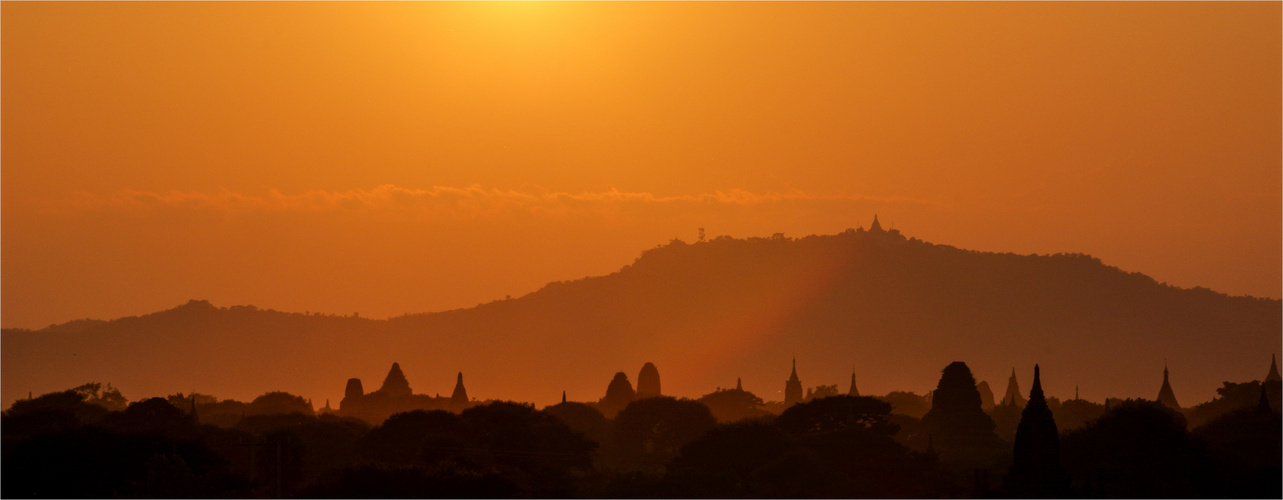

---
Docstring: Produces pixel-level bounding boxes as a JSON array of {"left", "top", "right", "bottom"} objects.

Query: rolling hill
[{"left": 3, "top": 226, "right": 1278, "bottom": 410}]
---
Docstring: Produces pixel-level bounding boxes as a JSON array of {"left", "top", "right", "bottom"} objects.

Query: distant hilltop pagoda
[
  {"left": 1156, "top": 361, "right": 1180, "bottom": 410},
  {"left": 338, "top": 362, "right": 474, "bottom": 424},
  {"left": 855, "top": 214, "right": 904, "bottom": 240},
  {"left": 784, "top": 358, "right": 803, "bottom": 406},
  {"left": 847, "top": 369, "right": 860, "bottom": 397}
]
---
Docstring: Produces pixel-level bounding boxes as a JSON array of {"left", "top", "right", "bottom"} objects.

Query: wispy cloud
[{"left": 49, "top": 185, "right": 945, "bottom": 219}]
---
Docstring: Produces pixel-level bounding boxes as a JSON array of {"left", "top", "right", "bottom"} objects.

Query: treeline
[{"left": 3, "top": 371, "right": 1279, "bottom": 497}]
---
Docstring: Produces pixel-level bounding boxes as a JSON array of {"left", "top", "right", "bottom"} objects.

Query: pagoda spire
[
  {"left": 1001, "top": 367, "right": 1027, "bottom": 407},
  {"left": 1030, "top": 365, "right": 1044, "bottom": 401},
  {"left": 1004, "top": 364, "right": 1069, "bottom": 496},
  {"left": 736, "top": 377, "right": 742, "bottom": 391},
  {"left": 784, "top": 357, "right": 803, "bottom": 406},
  {"left": 1266, "top": 354, "right": 1281, "bottom": 383},
  {"left": 451, "top": 372, "right": 469, "bottom": 404},
  {"left": 561, "top": 390, "right": 567, "bottom": 404},
  {"left": 848, "top": 369, "right": 860, "bottom": 397},
  {"left": 1157, "top": 361, "right": 1180, "bottom": 410},
  {"left": 870, "top": 214, "right": 884, "bottom": 232}
]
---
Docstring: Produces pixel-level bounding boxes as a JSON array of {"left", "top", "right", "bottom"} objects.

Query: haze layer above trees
[{"left": 3, "top": 227, "right": 1277, "bottom": 409}]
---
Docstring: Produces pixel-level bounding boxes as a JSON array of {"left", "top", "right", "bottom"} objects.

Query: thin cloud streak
[{"left": 48, "top": 185, "right": 948, "bottom": 219}]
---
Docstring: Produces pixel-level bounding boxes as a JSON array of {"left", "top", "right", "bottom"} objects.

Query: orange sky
[{"left": 3, "top": 2, "right": 1280, "bottom": 331}]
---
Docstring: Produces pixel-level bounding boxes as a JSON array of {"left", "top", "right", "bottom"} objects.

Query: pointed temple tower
[
  {"left": 1266, "top": 354, "right": 1281, "bottom": 383},
  {"left": 637, "top": 362, "right": 662, "bottom": 399},
  {"left": 784, "top": 358, "right": 804, "bottom": 406},
  {"left": 1005, "top": 364, "right": 1070, "bottom": 496},
  {"left": 1001, "top": 368, "right": 1027, "bottom": 407},
  {"left": 870, "top": 214, "right": 884, "bottom": 232},
  {"left": 379, "top": 362, "right": 413, "bottom": 398},
  {"left": 736, "top": 378, "right": 743, "bottom": 391},
  {"left": 451, "top": 372, "right": 469, "bottom": 404},
  {"left": 1157, "top": 362, "right": 1180, "bottom": 410},
  {"left": 848, "top": 370, "right": 860, "bottom": 397}
]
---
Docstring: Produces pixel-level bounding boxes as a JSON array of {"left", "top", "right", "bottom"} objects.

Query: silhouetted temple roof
[
  {"left": 451, "top": 371, "right": 468, "bottom": 403},
  {"left": 1001, "top": 368, "right": 1027, "bottom": 407},
  {"left": 1157, "top": 363, "right": 1180, "bottom": 410}
]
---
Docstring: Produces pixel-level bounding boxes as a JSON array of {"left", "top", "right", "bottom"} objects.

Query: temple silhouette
[
  {"left": 337, "top": 362, "right": 473, "bottom": 424},
  {"left": 637, "top": 362, "right": 662, "bottom": 399},
  {"left": 1004, "top": 364, "right": 1070, "bottom": 497},
  {"left": 4, "top": 354, "right": 1281, "bottom": 498},
  {"left": 784, "top": 357, "right": 803, "bottom": 406},
  {"left": 1157, "top": 361, "right": 1180, "bottom": 410},
  {"left": 1000, "top": 367, "right": 1027, "bottom": 408}
]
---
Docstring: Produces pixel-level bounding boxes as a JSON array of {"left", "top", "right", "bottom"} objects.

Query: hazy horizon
[
  {"left": 3, "top": 4, "right": 1280, "bottom": 497},
  {"left": 4, "top": 226, "right": 1277, "bottom": 412},
  {"left": 7, "top": 223, "right": 1276, "bottom": 331},
  {"left": 3, "top": 2, "right": 1280, "bottom": 331}
]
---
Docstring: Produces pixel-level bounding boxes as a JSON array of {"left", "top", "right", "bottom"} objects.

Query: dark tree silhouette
[
  {"left": 669, "top": 394, "right": 943, "bottom": 497},
  {"left": 460, "top": 401, "right": 596, "bottom": 473},
  {"left": 880, "top": 391, "right": 931, "bottom": 419},
  {"left": 2, "top": 390, "right": 108, "bottom": 437},
  {"left": 803, "top": 384, "right": 839, "bottom": 402},
  {"left": 73, "top": 382, "right": 129, "bottom": 412},
  {"left": 697, "top": 387, "right": 769, "bottom": 423},
  {"left": 101, "top": 397, "right": 198, "bottom": 439},
  {"left": 543, "top": 401, "right": 609, "bottom": 447},
  {"left": 1192, "top": 402, "right": 1282, "bottom": 498},
  {"left": 1061, "top": 399, "right": 1215, "bottom": 497},
  {"left": 2, "top": 426, "right": 237, "bottom": 498},
  {"left": 1050, "top": 397, "right": 1106, "bottom": 432},
  {"left": 301, "top": 463, "right": 519, "bottom": 498},
  {"left": 665, "top": 420, "right": 794, "bottom": 497},
  {"left": 1187, "top": 379, "right": 1282, "bottom": 428},
  {"left": 357, "top": 410, "right": 470, "bottom": 466},
  {"left": 775, "top": 395, "right": 898, "bottom": 436},
  {"left": 246, "top": 391, "right": 314, "bottom": 416},
  {"left": 609, "top": 397, "right": 715, "bottom": 470},
  {"left": 459, "top": 401, "right": 596, "bottom": 497}
]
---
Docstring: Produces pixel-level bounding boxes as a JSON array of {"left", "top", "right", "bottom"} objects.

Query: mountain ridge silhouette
[{"left": 4, "top": 229, "right": 1277, "bottom": 410}]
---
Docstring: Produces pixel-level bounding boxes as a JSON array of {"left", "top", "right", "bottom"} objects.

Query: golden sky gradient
[{"left": 3, "top": 2, "right": 1279, "bottom": 330}]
